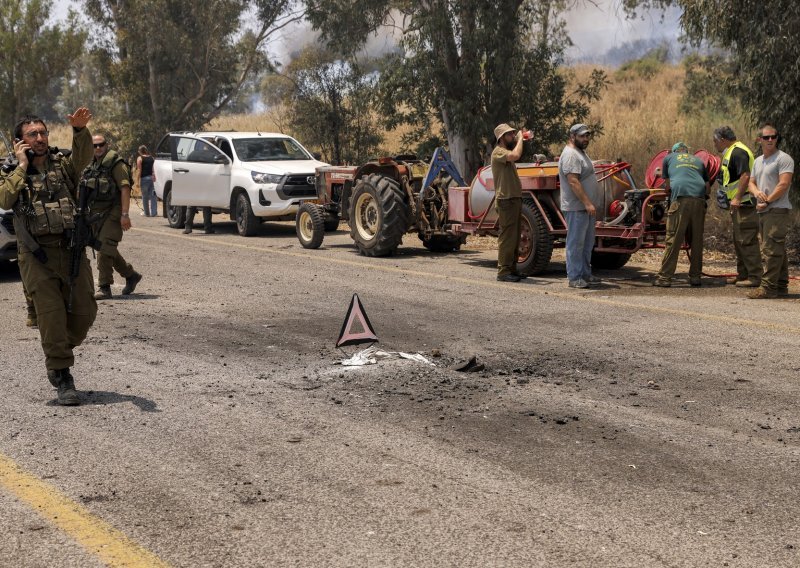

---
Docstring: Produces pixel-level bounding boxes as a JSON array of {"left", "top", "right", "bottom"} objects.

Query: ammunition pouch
[
  {"left": 29, "top": 198, "right": 76, "bottom": 236},
  {"left": 84, "top": 175, "right": 117, "bottom": 203}
]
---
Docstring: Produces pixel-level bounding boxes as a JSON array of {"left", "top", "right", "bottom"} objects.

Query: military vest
[
  {"left": 721, "top": 141, "right": 755, "bottom": 202},
  {"left": 13, "top": 152, "right": 77, "bottom": 239},
  {"left": 83, "top": 150, "right": 126, "bottom": 206}
]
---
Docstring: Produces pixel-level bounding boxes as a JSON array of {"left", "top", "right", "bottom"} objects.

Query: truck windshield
[{"left": 232, "top": 138, "right": 311, "bottom": 162}]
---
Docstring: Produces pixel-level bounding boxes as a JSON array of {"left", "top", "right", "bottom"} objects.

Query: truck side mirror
[{"left": 213, "top": 154, "right": 230, "bottom": 165}]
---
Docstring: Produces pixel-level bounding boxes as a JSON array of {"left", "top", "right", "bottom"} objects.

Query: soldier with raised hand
[
  {"left": 85, "top": 134, "right": 142, "bottom": 300},
  {"left": 0, "top": 108, "right": 96, "bottom": 406}
]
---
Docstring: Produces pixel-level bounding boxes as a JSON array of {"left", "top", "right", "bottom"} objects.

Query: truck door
[{"left": 170, "top": 135, "right": 231, "bottom": 207}]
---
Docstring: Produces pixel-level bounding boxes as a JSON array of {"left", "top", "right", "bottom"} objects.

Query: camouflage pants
[
  {"left": 496, "top": 198, "right": 521, "bottom": 277},
  {"left": 19, "top": 244, "right": 97, "bottom": 371},
  {"left": 658, "top": 196, "right": 706, "bottom": 280},
  {"left": 731, "top": 205, "right": 762, "bottom": 282},
  {"left": 94, "top": 205, "right": 135, "bottom": 287},
  {"left": 759, "top": 208, "right": 791, "bottom": 291}
]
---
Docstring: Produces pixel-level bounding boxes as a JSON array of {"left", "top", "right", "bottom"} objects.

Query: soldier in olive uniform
[
  {"left": 85, "top": 135, "right": 142, "bottom": 300},
  {"left": 0, "top": 108, "right": 96, "bottom": 405}
]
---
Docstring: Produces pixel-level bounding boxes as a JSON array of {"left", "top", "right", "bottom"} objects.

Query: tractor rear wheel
[
  {"left": 348, "top": 174, "right": 409, "bottom": 256},
  {"left": 591, "top": 251, "right": 631, "bottom": 270},
  {"left": 296, "top": 202, "right": 325, "bottom": 249},
  {"left": 517, "top": 199, "right": 554, "bottom": 275}
]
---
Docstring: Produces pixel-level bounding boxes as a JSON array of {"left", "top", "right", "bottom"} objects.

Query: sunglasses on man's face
[
  {"left": 93, "top": 143, "right": 107, "bottom": 148},
  {"left": 760, "top": 134, "right": 778, "bottom": 141}
]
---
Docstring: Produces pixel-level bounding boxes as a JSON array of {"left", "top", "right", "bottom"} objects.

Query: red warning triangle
[{"left": 337, "top": 293, "right": 379, "bottom": 348}]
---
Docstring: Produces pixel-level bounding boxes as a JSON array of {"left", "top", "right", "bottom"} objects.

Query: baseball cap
[
  {"left": 671, "top": 142, "right": 688, "bottom": 153},
  {"left": 494, "top": 123, "right": 516, "bottom": 141},
  {"left": 569, "top": 123, "right": 592, "bottom": 136}
]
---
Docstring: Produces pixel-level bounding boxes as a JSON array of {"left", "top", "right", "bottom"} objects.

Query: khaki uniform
[
  {"left": 84, "top": 151, "right": 135, "bottom": 287},
  {"left": 760, "top": 209, "right": 791, "bottom": 291},
  {"left": 657, "top": 197, "right": 706, "bottom": 281},
  {"left": 732, "top": 205, "right": 762, "bottom": 282},
  {"left": 0, "top": 127, "right": 96, "bottom": 371},
  {"left": 491, "top": 145, "right": 522, "bottom": 277}
]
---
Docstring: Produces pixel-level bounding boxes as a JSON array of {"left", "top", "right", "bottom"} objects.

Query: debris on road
[{"left": 339, "top": 346, "right": 434, "bottom": 367}]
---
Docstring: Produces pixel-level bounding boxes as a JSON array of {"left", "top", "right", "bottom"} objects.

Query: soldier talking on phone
[{"left": 0, "top": 108, "right": 96, "bottom": 405}]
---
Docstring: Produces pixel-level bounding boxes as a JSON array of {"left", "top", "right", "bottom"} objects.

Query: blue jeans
[
  {"left": 565, "top": 210, "right": 595, "bottom": 282},
  {"left": 140, "top": 176, "right": 157, "bottom": 216}
]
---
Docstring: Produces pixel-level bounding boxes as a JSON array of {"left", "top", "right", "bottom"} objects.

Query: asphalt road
[{"left": 1, "top": 215, "right": 799, "bottom": 568}]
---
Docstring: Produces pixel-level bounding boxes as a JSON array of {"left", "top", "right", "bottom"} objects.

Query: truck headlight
[{"left": 251, "top": 171, "right": 283, "bottom": 184}]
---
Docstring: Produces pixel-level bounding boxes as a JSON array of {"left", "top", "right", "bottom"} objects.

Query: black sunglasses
[
  {"left": 93, "top": 142, "right": 107, "bottom": 148},
  {"left": 760, "top": 134, "right": 778, "bottom": 141}
]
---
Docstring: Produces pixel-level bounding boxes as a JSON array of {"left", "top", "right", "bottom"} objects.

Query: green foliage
[
  {"left": 305, "top": 0, "right": 608, "bottom": 178},
  {"left": 678, "top": 53, "right": 736, "bottom": 118},
  {"left": 0, "top": 0, "right": 86, "bottom": 128},
  {"left": 82, "top": 0, "right": 297, "bottom": 152},
  {"left": 615, "top": 45, "right": 669, "bottom": 81},
  {"left": 624, "top": 0, "right": 800, "bottom": 205},
  {"left": 277, "top": 47, "right": 384, "bottom": 164}
]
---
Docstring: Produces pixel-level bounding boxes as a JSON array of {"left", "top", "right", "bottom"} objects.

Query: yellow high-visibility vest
[{"left": 721, "top": 141, "right": 755, "bottom": 201}]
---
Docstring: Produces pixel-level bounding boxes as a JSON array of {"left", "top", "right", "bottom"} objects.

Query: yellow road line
[
  {"left": 0, "top": 452, "right": 170, "bottom": 568},
  {"left": 136, "top": 226, "right": 800, "bottom": 335}
]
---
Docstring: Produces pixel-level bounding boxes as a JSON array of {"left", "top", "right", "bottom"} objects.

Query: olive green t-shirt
[{"left": 491, "top": 146, "right": 522, "bottom": 199}]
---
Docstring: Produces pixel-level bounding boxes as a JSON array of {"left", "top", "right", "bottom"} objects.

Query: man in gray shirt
[
  {"left": 747, "top": 124, "right": 794, "bottom": 299},
  {"left": 558, "top": 123, "right": 601, "bottom": 288}
]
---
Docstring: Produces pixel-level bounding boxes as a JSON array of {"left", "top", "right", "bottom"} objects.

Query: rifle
[{"left": 67, "top": 178, "right": 102, "bottom": 313}]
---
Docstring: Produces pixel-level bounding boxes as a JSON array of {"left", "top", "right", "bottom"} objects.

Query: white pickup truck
[{"left": 153, "top": 131, "right": 328, "bottom": 236}]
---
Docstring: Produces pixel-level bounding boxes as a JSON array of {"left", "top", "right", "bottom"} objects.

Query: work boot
[
  {"left": 121, "top": 272, "right": 142, "bottom": 295},
  {"left": 47, "top": 369, "right": 80, "bottom": 406},
  {"left": 778, "top": 286, "right": 789, "bottom": 296},
  {"left": 690, "top": 277, "right": 702, "bottom": 287},
  {"left": 497, "top": 273, "right": 521, "bottom": 283},
  {"left": 652, "top": 278, "right": 671, "bottom": 288},
  {"left": 183, "top": 224, "right": 193, "bottom": 234},
  {"left": 726, "top": 276, "right": 741, "bottom": 285},
  {"left": 26, "top": 309, "right": 38, "bottom": 328},
  {"left": 586, "top": 275, "right": 602, "bottom": 287},
  {"left": 568, "top": 279, "right": 589, "bottom": 289},
  {"left": 204, "top": 226, "right": 215, "bottom": 234},
  {"left": 747, "top": 287, "right": 778, "bottom": 300},
  {"left": 95, "top": 285, "right": 112, "bottom": 300},
  {"left": 735, "top": 278, "right": 760, "bottom": 288}
]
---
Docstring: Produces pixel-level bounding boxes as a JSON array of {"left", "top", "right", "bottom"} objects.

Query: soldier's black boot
[
  {"left": 47, "top": 369, "right": 80, "bottom": 406},
  {"left": 95, "top": 285, "right": 112, "bottom": 300},
  {"left": 121, "top": 272, "right": 142, "bottom": 295},
  {"left": 183, "top": 224, "right": 193, "bottom": 234}
]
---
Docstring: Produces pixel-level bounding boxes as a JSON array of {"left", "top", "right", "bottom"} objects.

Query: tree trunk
[{"left": 442, "top": 107, "right": 480, "bottom": 181}]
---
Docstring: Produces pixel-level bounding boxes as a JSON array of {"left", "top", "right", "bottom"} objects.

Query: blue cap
[{"left": 671, "top": 142, "right": 688, "bottom": 153}]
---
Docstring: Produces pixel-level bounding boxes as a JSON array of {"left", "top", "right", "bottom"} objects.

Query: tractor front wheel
[{"left": 296, "top": 202, "right": 325, "bottom": 249}]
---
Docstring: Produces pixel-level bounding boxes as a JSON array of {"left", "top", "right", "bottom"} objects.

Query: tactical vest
[
  {"left": 721, "top": 141, "right": 755, "bottom": 202},
  {"left": 83, "top": 150, "right": 125, "bottom": 206},
  {"left": 13, "top": 152, "right": 77, "bottom": 239}
]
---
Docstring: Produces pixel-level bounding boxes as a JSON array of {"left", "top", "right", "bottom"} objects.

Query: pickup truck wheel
[
  {"left": 296, "top": 203, "right": 325, "bottom": 249},
  {"left": 591, "top": 251, "right": 631, "bottom": 270},
  {"left": 517, "top": 198, "right": 554, "bottom": 275},
  {"left": 165, "top": 191, "right": 186, "bottom": 229},
  {"left": 348, "top": 174, "right": 409, "bottom": 256},
  {"left": 235, "top": 193, "right": 258, "bottom": 237}
]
